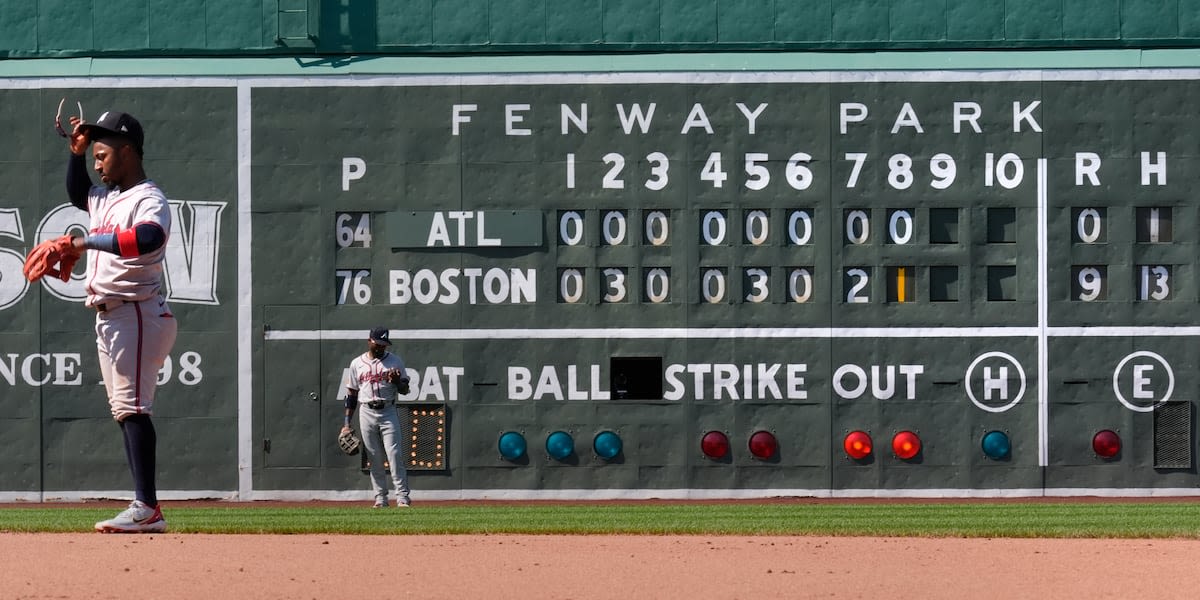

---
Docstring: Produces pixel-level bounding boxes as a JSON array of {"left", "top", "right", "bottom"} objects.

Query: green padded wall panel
[
  {"left": 0, "top": 87, "right": 239, "bottom": 496},
  {"left": 5, "top": 1, "right": 1200, "bottom": 57},
  {"left": 7, "top": 71, "right": 1200, "bottom": 499}
]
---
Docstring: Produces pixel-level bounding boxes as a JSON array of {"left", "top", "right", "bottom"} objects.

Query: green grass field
[{"left": 3, "top": 502, "right": 1200, "bottom": 537}]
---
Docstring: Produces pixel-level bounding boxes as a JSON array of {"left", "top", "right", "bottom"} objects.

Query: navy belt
[{"left": 366, "top": 400, "right": 392, "bottom": 409}]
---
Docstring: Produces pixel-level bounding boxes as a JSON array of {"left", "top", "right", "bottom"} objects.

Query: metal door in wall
[{"left": 262, "top": 305, "right": 322, "bottom": 468}]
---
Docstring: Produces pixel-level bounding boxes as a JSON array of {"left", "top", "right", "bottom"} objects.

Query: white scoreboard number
[
  {"left": 1072, "top": 207, "right": 1173, "bottom": 302},
  {"left": 555, "top": 209, "right": 820, "bottom": 305}
]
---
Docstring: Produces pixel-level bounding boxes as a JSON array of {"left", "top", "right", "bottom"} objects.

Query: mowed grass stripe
[{"left": 1, "top": 503, "right": 1198, "bottom": 537}]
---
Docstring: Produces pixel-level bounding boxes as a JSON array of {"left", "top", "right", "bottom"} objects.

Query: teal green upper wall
[{"left": 2, "top": 0, "right": 1199, "bottom": 58}]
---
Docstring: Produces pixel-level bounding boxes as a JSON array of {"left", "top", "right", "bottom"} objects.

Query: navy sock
[
  {"left": 120, "top": 420, "right": 135, "bottom": 478},
  {"left": 120, "top": 414, "right": 158, "bottom": 507}
]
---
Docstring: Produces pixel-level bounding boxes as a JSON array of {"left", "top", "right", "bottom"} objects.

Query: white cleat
[{"left": 95, "top": 500, "right": 167, "bottom": 534}]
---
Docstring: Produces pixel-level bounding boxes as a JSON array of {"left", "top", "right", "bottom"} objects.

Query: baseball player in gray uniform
[
  {"left": 341, "top": 327, "right": 412, "bottom": 507},
  {"left": 59, "top": 110, "right": 177, "bottom": 532}
]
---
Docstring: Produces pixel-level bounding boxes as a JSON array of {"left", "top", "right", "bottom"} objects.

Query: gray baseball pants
[{"left": 358, "top": 404, "right": 411, "bottom": 503}]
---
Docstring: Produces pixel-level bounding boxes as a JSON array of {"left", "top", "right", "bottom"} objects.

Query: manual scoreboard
[{"left": 253, "top": 74, "right": 1200, "bottom": 495}]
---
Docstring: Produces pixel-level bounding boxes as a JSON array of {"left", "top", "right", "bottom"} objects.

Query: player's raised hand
[{"left": 69, "top": 117, "right": 90, "bottom": 156}]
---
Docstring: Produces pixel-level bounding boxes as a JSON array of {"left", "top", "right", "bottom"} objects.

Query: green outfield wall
[
  {"left": 3, "top": 0, "right": 1200, "bottom": 58},
  {"left": 3, "top": 0, "right": 1200, "bottom": 501},
  {"left": 3, "top": 55, "right": 1200, "bottom": 501}
]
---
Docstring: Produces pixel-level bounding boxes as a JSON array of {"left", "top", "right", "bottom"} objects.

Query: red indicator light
[
  {"left": 1092, "top": 429, "right": 1121, "bottom": 458},
  {"left": 748, "top": 430, "right": 778, "bottom": 460},
  {"left": 700, "top": 431, "right": 729, "bottom": 459},
  {"left": 891, "top": 431, "right": 921, "bottom": 460},
  {"left": 843, "top": 430, "right": 873, "bottom": 459}
]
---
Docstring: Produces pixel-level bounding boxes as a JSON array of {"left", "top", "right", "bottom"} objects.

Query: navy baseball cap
[
  {"left": 369, "top": 326, "right": 391, "bottom": 346},
  {"left": 80, "top": 110, "right": 144, "bottom": 154}
]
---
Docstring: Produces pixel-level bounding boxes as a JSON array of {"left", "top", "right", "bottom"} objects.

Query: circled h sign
[
  {"left": 965, "top": 351, "right": 1027, "bottom": 413},
  {"left": 1112, "top": 350, "right": 1174, "bottom": 413}
]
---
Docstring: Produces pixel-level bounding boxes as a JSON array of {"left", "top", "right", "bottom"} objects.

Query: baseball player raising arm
[
  {"left": 341, "top": 327, "right": 412, "bottom": 508},
  {"left": 24, "top": 109, "right": 178, "bottom": 533}
]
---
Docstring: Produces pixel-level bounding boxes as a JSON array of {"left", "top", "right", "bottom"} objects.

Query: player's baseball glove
[
  {"left": 338, "top": 428, "right": 361, "bottom": 455},
  {"left": 23, "top": 235, "right": 80, "bottom": 283}
]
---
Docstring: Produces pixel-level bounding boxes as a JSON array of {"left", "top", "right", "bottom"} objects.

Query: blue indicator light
[
  {"left": 593, "top": 431, "right": 623, "bottom": 460},
  {"left": 980, "top": 430, "right": 1011, "bottom": 460},
  {"left": 546, "top": 430, "right": 575, "bottom": 460},
  {"left": 498, "top": 431, "right": 527, "bottom": 460}
]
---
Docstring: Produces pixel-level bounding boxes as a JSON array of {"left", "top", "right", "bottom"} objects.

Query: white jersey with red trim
[
  {"left": 345, "top": 351, "right": 406, "bottom": 403},
  {"left": 84, "top": 180, "right": 171, "bottom": 308}
]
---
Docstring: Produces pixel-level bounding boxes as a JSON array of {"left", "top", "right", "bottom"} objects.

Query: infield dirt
[{"left": 3, "top": 531, "right": 1197, "bottom": 599}]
